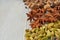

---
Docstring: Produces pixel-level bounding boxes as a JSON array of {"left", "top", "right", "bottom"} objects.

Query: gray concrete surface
[{"left": 0, "top": 0, "right": 28, "bottom": 40}]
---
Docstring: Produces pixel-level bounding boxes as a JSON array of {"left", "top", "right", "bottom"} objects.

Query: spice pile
[
  {"left": 23, "top": 0, "right": 60, "bottom": 40},
  {"left": 27, "top": 7, "right": 60, "bottom": 28},
  {"left": 24, "top": 0, "right": 60, "bottom": 28},
  {"left": 23, "top": 0, "right": 60, "bottom": 9},
  {"left": 25, "top": 21, "right": 60, "bottom": 40}
]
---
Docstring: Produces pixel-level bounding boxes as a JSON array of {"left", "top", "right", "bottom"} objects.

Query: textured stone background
[{"left": 0, "top": 0, "right": 29, "bottom": 40}]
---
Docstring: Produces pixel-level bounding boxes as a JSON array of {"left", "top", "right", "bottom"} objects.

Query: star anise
[{"left": 23, "top": 0, "right": 60, "bottom": 28}]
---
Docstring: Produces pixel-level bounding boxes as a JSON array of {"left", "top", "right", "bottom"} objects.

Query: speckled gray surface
[{"left": 0, "top": 0, "right": 28, "bottom": 40}]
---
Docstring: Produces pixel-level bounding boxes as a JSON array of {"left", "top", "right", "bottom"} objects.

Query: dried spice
[
  {"left": 23, "top": 0, "right": 60, "bottom": 40},
  {"left": 26, "top": 4, "right": 60, "bottom": 28},
  {"left": 25, "top": 21, "right": 60, "bottom": 40},
  {"left": 23, "top": 0, "right": 60, "bottom": 28},
  {"left": 23, "top": 0, "right": 59, "bottom": 9}
]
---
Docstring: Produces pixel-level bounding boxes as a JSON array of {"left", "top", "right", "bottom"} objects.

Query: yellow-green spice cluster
[{"left": 25, "top": 21, "right": 60, "bottom": 40}]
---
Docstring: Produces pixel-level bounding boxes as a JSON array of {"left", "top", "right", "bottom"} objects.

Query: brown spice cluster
[
  {"left": 23, "top": 0, "right": 60, "bottom": 28},
  {"left": 23, "top": 0, "right": 60, "bottom": 9},
  {"left": 27, "top": 5, "right": 60, "bottom": 28}
]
